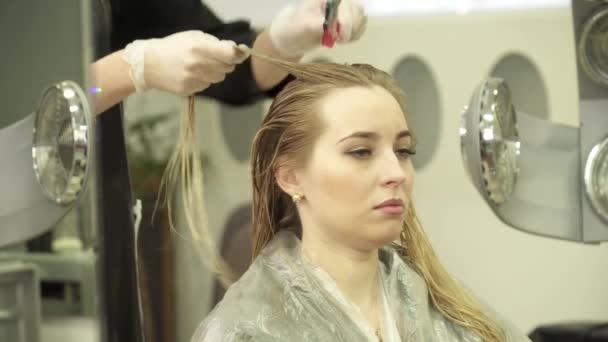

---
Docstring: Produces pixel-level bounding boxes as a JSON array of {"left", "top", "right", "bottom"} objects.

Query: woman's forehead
[{"left": 317, "top": 86, "right": 409, "bottom": 137}]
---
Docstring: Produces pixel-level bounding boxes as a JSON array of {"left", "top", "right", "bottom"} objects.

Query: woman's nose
[{"left": 379, "top": 153, "right": 407, "bottom": 188}]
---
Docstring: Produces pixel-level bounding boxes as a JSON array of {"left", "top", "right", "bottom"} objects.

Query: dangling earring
[{"left": 292, "top": 193, "right": 303, "bottom": 204}]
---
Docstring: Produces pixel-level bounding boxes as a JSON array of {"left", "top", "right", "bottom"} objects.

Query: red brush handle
[
  {"left": 322, "top": 31, "right": 335, "bottom": 47},
  {"left": 321, "top": 22, "right": 341, "bottom": 48}
]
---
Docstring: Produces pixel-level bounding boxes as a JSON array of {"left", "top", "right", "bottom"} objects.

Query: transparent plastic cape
[{"left": 192, "top": 231, "right": 531, "bottom": 341}]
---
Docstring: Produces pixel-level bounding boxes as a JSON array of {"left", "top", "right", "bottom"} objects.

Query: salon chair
[{"left": 211, "top": 203, "right": 253, "bottom": 306}]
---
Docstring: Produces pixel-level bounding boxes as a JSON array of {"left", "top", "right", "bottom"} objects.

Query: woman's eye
[
  {"left": 396, "top": 148, "right": 416, "bottom": 159},
  {"left": 348, "top": 149, "right": 372, "bottom": 158}
]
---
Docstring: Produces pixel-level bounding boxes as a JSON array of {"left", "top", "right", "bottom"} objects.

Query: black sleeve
[{"left": 108, "top": 0, "right": 288, "bottom": 105}]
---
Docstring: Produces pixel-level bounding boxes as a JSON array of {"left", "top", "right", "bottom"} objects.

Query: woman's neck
[{"left": 301, "top": 231, "right": 381, "bottom": 327}]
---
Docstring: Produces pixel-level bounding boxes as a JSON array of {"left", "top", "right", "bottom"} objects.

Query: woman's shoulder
[
  {"left": 190, "top": 276, "right": 278, "bottom": 342},
  {"left": 381, "top": 245, "right": 530, "bottom": 341},
  {"left": 190, "top": 248, "right": 299, "bottom": 342},
  {"left": 191, "top": 312, "right": 273, "bottom": 342}
]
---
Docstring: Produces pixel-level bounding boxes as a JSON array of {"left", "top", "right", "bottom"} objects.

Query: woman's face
[{"left": 295, "top": 85, "right": 415, "bottom": 251}]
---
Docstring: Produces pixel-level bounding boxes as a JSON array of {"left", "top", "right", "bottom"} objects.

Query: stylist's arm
[
  {"left": 93, "top": 31, "right": 248, "bottom": 115},
  {"left": 92, "top": 0, "right": 367, "bottom": 115}
]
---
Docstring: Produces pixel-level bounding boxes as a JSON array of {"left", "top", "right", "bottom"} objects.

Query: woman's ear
[{"left": 275, "top": 163, "right": 301, "bottom": 197}]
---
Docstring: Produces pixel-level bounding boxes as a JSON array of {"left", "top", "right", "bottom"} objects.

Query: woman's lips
[{"left": 374, "top": 198, "right": 404, "bottom": 215}]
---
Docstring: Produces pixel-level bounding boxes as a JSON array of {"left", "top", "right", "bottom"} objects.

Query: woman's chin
[{"left": 369, "top": 224, "right": 403, "bottom": 247}]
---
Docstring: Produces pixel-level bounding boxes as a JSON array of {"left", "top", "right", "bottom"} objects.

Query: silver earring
[{"left": 292, "top": 193, "right": 303, "bottom": 203}]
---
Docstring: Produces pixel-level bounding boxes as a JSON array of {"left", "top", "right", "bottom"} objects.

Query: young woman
[{"left": 191, "top": 60, "right": 530, "bottom": 342}]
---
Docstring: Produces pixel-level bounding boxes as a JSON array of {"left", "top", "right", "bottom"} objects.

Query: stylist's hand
[
  {"left": 269, "top": 0, "right": 367, "bottom": 57},
  {"left": 123, "top": 30, "right": 249, "bottom": 96}
]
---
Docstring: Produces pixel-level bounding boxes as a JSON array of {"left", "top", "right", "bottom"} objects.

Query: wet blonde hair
[
  {"left": 247, "top": 50, "right": 507, "bottom": 342},
  {"left": 157, "top": 96, "right": 234, "bottom": 286}
]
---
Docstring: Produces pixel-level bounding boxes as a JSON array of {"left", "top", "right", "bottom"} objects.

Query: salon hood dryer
[
  {"left": 0, "top": 1, "right": 99, "bottom": 341},
  {"left": 0, "top": 1, "right": 97, "bottom": 247},
  {"left": 460, "top": 0, "right": 608, "bottom": 243}
]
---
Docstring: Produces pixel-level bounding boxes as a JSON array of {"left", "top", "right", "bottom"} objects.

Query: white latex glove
[
  {"left": 122, "top": 30, "right": 249, "bottom": 96},
  {"left": 269, "top": 0, "right": 367, "bottom": 57}
]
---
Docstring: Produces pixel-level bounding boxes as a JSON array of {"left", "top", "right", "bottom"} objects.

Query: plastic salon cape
[{"left": 192, "top": 230, "right": 531, "bottom": 341}]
